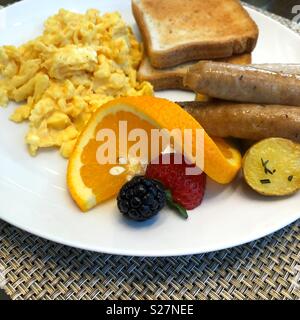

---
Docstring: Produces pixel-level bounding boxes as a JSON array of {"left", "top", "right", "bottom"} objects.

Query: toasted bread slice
[
  {"left": 132, "top": 0, "right": 258, "bottom": 69},
  {"left": 138, "top": 53, "right": 252, "bottom": 91}
]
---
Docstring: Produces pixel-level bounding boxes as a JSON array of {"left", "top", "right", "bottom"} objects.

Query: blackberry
[{"left": 117, "top": 176, "right": 166, "bottom": 221}]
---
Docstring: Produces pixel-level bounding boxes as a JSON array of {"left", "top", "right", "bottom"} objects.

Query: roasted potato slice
[{"left": 243, "top": 138, "right": 300, "bottom": 196}]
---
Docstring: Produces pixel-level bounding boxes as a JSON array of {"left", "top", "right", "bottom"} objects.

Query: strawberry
[{"left": 146, "top": 153, "right": 206, "bottom": 217}]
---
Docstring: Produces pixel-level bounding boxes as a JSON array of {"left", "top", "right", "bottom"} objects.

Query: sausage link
[
  {"left": 251, "top": 63, "right": 300, "bottom": 75},
  {"left": 184, "top": 61, "right": 300, "bottom": 106},
  {"left": 177, "top": 101, "right": 300, "bottom": 142}
]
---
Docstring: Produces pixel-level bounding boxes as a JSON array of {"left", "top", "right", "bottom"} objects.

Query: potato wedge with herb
[{"left": 243, "top": 138, "right": 300, "bottom": 196}]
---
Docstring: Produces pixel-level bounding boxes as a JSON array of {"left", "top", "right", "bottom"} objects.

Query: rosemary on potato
[
  {"left": 261, "top": 158, "right": 276, "bottom": 175},
  {"left": 260, "top": 179, "right": 271, "bottom": 184}
]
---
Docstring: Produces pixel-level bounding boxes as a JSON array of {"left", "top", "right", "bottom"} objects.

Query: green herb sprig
[
  {"left": 261, "top": 158, "right": 276, "bottom": 175},
  {"left": 260, "top": 179, "right": 271, "bottom": 184}
]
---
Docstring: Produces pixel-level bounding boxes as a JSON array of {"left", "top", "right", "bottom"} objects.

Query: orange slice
[
  {"left": 67, "top": 96, "right": 242, "bottom": 211},
  {"left": 211, "top": 136, "right": 242, "bottom": 170}
]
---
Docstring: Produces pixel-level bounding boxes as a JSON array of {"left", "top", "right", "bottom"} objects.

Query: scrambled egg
[{"left": 0, "top": 9, "right": 153, "bottom": 157}]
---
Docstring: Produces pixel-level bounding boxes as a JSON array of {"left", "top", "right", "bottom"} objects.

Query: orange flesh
[
  {"left": 212, "top": 137, "right": 235, "bottom": 159},
  {"left": 80, "top": 111, "right": 158, "bottom": 203}
]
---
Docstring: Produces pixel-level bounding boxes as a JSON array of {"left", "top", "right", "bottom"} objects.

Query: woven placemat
[
  {"left": 0, "top": 2, "right": 300, "bottom": 300},
  {"left": 0, "top": 220, "right": 299, "bottom": 300}
]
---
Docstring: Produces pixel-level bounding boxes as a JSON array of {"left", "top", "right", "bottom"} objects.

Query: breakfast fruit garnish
[
  {"left": 146, "top": 153, "right": 206, "bottom": 211},
  {"left": 68, "top": 96, "right": 242, "bottom": 211},
  {"left": 243, "top": 138, "right": 300, "bottom": 196},
  {"left": 117, "top": 176, "right": 166, "bottom": 221}
]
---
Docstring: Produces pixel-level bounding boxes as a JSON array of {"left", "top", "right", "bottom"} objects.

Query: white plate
[{"left": 0, "top": 0, "right": 299, "bottom": 257}]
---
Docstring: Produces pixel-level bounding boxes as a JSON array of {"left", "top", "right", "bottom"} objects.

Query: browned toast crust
[
  {"left": 132, "top": 0, "right": 258, "bottom": 69},
  {"left": 138, "top": 54, "right": 252, "bottom": 91}
]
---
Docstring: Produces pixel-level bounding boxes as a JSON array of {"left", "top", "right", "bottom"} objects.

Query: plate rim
[
  {"left": 0, "top": 1, "right": 300, "bottom": 256},
  {"left": 1, "top": 206, "right": 299, "bottom": 256}
]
